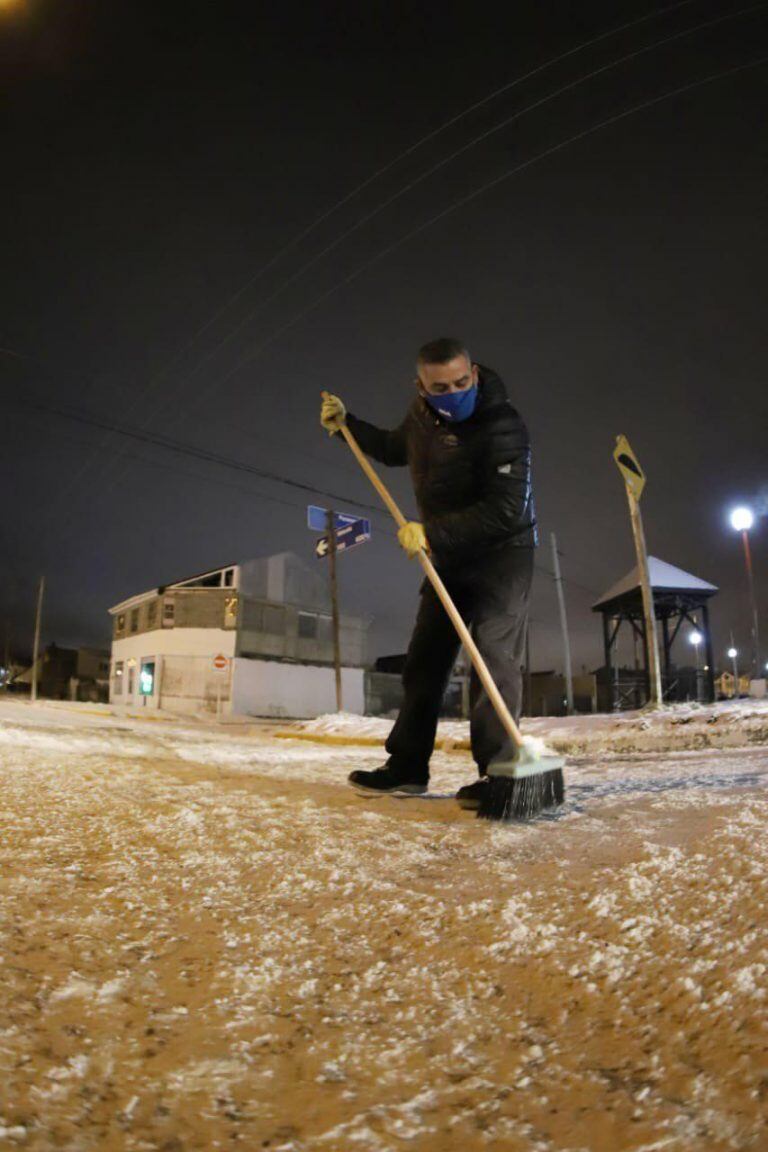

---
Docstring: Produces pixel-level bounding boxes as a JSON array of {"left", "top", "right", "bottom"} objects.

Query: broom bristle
[{"left": 477, "top": 769, "right": 565, "bottom": 821}]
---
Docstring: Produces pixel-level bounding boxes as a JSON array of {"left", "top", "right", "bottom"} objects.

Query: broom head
[{"left": 478, "top": 735, "right": 566, "bottom": 821}]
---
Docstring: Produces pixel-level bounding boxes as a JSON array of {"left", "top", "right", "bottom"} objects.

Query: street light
[
  {"left": 689, "top": 630, "right": 702, "bottom": 701},
  {"left": 730, "top": 507, "right": 754, "bottom": 532},
  {"left": 727, "top": 646, "right": 739, "bottom": 698},
  {"left": 729, "top": 505, "right": 760, "bottom": 678}
]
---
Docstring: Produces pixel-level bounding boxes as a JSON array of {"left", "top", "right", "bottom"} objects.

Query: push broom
[{"left": 327, "top": 397, "right": 566, "bottom": 821}]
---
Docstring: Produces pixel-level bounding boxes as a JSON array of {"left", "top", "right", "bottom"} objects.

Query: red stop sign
[{"left": 213, "top": 654, "right": 228, "bottom": 670}]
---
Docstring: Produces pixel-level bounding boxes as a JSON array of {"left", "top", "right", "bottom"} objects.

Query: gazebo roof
[{"left": 592, "top": 557, "right": 718, "bottom": 614}]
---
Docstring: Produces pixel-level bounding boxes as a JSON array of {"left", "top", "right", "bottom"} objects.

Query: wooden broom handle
[{"left": 333, "top": 411, "right": 524, "bottom": 751}]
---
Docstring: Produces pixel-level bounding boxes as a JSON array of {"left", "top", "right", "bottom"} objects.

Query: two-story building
[{"left": 108, "top": 551, "right": 369, "bottom": 718}]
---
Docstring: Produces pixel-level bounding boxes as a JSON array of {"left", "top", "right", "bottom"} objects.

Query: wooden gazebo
[{"left": 592, "top": 557, "right": 718, "bottom": 708}]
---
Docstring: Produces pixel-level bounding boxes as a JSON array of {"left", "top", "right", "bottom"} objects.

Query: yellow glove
[
  {"left": 320, "top": 391, "right": 346, "bottom": 435},
  {"left": 397, "top": 521, "right": 428, "bottom": 558}
]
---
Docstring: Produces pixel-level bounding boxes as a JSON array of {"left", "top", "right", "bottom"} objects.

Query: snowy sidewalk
[
  {"left": 1, "top": 704, "right": 767, "bottom": 1150},
  {"left": 284, "top": 698, "right": 768, "bottom": 757}
]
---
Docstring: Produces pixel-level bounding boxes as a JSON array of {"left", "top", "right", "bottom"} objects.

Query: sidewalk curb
[{"left": 274, "top": 729, "right": 471, "bottom": 752}]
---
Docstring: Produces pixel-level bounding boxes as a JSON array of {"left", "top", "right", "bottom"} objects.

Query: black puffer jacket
[{"left": 346, "top": 365, "right": 536, "bottom": 569}]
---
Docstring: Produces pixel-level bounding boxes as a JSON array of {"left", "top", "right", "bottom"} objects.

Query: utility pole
[
  {"left": 550, "top": 532, "right": 574, "bottom": 714},
  {"left": 31, "top": 575, "right": 45, "bottom": 704},
  {"left": 729, "top": 508, "right": 761, "bottom": 679},
  {"left": 740, "top": 528, "right": 761, "bottom": 678},
  {"left": 326, "top": 510, "right": 343, "bottom": 712}
]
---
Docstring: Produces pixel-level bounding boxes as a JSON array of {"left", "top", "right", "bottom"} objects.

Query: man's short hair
[{"left": 417, "top": 337, "right": 470, "bottom": 367}]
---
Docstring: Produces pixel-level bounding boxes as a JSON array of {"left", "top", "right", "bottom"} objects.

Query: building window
[
  {"left": 147, "top": 600, "right": 158, "bottom": 629},
  {"left": 298, "top": 611, "right": 317, "bottom": 639},
  {"left": 115, "top": 614, "right": 125, "bottom": 635},
  {"left": 130, "top": 608, "right": 139, "bottom": 634},
  {"left": 224, "top": 568, "right": 234, "bottom": 587},
  {"left": 127, "top": 664, "right": 135, "bottom": 696},
  {"left": 224, "top": 595, "right": 238, "bottom": 628},
  {"left": 113, "top": 661, "right": 124, "bottom": 695},
  {"left": 163, "top": 598, "right": 175, "bottom": 627}
]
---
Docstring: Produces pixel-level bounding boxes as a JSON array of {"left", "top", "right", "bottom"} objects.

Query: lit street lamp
[
  {"left": 729, "top": 506, "right": 761, "bottom": 678},
  {"left": 689, "top": 630, "right": 702, "bottom": 701},
  {"left": 727, "top": 646, "right": 739, "bottom": 698}
]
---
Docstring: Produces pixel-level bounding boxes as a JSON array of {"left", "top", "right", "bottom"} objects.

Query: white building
[{"left": 108, "top": 552, "right": 369, "bottom": 719}]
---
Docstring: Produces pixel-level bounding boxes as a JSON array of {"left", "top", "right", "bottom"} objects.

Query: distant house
[
  {"left": 108, "top": 552, "right": 370, "bottom": 719},
  {"left": 15, "top": 644, "right": 110, "bottom": 701}
]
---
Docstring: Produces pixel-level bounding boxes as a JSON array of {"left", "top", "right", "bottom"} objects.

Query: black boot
[
  {"left": 348, "top": 761, "right": 428, "bottom": 796},
  {"left": 456, "top": 773, "right": 489, "bottom": 810}
]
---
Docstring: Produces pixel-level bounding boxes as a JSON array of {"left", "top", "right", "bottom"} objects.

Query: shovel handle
[{"left": 330, "top": 403, "right": 524, "bottom": 752}]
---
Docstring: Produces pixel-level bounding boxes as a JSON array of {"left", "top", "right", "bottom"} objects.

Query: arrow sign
[
  {"left": 613, "top": 434, "right": 646, "bottom": 501},
  {"left": 315, "top": 518, "right": 371, "bottom": 559},
  {"left": 307, "top": 504, "right": 361, "bottom": 532}
]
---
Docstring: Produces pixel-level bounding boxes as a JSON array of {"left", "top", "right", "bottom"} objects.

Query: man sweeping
[{"left": 320, "top": 338, "right": 536, "bottom": 809}]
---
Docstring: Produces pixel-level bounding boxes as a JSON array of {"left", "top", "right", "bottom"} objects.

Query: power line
[
  {"left": 45, "top": 0, "right": 705, "bottom": 507},
  {"left": 97, "top": 2, "right": 759, "bottom": 484},
  {"left": 0, "top": 342, "right": 365, "bottom": 483},
  {"left": 8, "top": 402, "right": 401, "bottom": 533},
  {"left": 158, "top": 1, "right": 759, "bottom": 431},
  {"left": 9, "top": 395, "right": 584, "bottom": 587},
  {"left": 161, "top": 0, "right": 702, "bottom": 351},
  {"left": 6, "top": 55, "right": 763, "bottom": 596},
  {"left": 3, "top": 393, "right": 397, "bottom": 522},
  {"left": 187, "top": 53, "right": 768, "bottom": 392}
]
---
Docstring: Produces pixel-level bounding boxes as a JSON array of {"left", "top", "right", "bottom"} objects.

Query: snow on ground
[
  {"left": 296, "top": 698, "right": 768, "bottom": 756},
  {"left": 1, "top": 699, "right": 767, "bottom": 1151}
]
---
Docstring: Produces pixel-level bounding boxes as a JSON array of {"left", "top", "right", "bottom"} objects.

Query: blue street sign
[
  {"left": 307, "top": 504, "right": 361, "bottom": 533},
  {"left": 315, "top": 518, "right": 371, "bottom": 559}
]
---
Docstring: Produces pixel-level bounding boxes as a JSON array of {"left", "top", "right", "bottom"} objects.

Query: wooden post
[
  {"left": 31, "top": 576, "right": 45, "bottom": 703},
  {"left": 550, "top": 532, "right": 574, "bottom": 715},
  {"left": 326, "top": 510, "right": 343, "bottom": 712},
  {"left": 626, "top": 491, "right": 663, "bottom": 707}
]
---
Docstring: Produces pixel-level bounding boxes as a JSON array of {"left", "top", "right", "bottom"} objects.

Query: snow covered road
[{"left": 1, "top": 702, "right": 766, "bottom": 1151}]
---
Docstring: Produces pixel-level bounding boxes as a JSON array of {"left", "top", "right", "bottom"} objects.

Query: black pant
[{"left": 386, "top": 546, "right": 534, "bottom": 778}]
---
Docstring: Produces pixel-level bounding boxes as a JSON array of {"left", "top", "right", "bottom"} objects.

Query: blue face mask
[{"left": 424, "top": 384, "right": 478, "bottom": 423}]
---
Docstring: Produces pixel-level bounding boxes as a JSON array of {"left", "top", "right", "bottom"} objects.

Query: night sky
[{"left": 2, "top": 0, "right": 767, "bottom": 675}]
